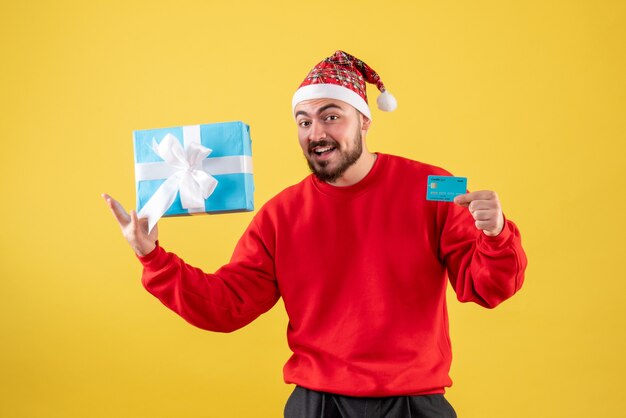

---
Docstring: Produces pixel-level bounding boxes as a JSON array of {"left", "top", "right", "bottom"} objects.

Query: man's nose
[{"left": 308, "top": 121, "right": 327, "bottom": 141}]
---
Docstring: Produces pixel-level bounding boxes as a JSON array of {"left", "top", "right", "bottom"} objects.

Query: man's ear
[{"left": 360, "top": 114, "right": 372, "bottom": 131}]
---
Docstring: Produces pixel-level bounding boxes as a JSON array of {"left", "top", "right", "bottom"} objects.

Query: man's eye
[
  {"left": 299, "top": 121, "right": 311, "bottom": 127},
  {"left": 325, "top": 115, "right": 339, "bottom": 121}
]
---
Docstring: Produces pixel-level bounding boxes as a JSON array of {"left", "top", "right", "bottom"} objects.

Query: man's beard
[{"left": 305, "top": 130, "right": 363, "bottom": 183}]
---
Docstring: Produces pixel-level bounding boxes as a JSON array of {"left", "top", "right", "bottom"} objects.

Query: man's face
[{"left": 294, "top": 99, "right": 369, "bottom": 183}]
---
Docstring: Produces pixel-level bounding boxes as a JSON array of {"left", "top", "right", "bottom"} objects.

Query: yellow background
[{"left": 1, "top": 1, "right": 625, "bottom": 417}]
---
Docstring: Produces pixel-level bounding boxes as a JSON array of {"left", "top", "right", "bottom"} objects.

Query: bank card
[{"left": 426, "top": 175, "right": 467, "bottom": 202}]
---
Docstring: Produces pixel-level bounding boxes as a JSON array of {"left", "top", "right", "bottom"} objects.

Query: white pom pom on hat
[
  {"left": 292, "top": 50, "right": 397, "bottom": 119},
  {"left": 376, "top": 90, "right": 397, "bottom": 112}
]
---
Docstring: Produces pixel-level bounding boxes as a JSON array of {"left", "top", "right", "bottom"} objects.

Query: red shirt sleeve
[
  {"left": 138, "top": 217, "right": 280, "bottom": 332},
  {"left": 437, "top": 201, "right": 527, "bottom": 308}
]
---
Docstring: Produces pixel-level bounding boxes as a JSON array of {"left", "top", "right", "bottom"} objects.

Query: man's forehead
[{"left": 294, "top": 98, "right": 353, "bottom": 115}]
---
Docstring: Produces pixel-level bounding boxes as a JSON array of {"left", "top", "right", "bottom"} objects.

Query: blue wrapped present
[{"left": 133, "top": 121, "right": 254, "bottom": 231}]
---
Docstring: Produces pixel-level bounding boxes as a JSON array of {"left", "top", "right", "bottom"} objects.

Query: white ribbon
[{"left": 137, "top": 132, "right": 217, "bottom": 232}]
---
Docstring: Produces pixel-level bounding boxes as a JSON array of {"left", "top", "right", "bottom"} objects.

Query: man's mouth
[
  {"left": 309, "top": 140, "right": 338, "bottom": 158},
  {"left": 312, "top": 145, "right": 336, "bottom": 156}
]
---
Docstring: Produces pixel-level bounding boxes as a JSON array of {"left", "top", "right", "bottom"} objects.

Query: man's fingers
[
  {"left": 132, "top": 209, "right": 153, "bottom": 236},
  {"left": 471, "top": 209, "right": 493, "bottom": 221},
  {"left": 130, "top": 210, "right": 157, "bottom": 256},
  {"left": 453, "top": 189, "right": 505, "bottom": 236},
  {"left": 130, "top": 210, "right": 141, "bottom": 234},
  {"left": 102, "top": 193, "right": 131, "bottom": 226},
  {"left": 472, "top": 190, "right": 497, "bottom": 200},
  {"left": 454, "top": 190, "right": 499, "bottom": 207},
  {"left": 475, "top": 220, "right": 495, "bottom": 230},
  {"left": 129, "top": 210, "right": 145, "bottom": 244},
  {"left": 468, "top": 200, "right": 499, "bottom": 214},
  {"left": 453, "top": 193, "right": 471, "bottom": 207},
  {"left": 104, "top": 194, "right": 157, "bottom": 256}
]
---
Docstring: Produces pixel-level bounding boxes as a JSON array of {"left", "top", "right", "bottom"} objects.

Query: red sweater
[{"left": 139, "top": 153, "right": 527, "bottom": 397}]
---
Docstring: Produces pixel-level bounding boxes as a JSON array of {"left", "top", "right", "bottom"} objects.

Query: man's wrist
[{"left": 136, "top": 242, "right": 157, "bottom": 257}]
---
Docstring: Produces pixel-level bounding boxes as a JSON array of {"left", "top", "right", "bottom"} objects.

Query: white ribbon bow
[{"left": 137, "top": 133, "right": 218, "bottom": 232}]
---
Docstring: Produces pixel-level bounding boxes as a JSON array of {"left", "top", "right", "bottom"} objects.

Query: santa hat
[{"left": 292, "top": 50, "right": 397, "bottom": 120}]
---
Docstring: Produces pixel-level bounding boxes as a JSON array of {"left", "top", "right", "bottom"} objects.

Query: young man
[{"left": 104, "top": 51, "right": 527, "bottom": 417}]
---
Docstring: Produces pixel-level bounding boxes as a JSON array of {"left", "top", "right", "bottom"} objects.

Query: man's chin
[
  {"left": 310, "top": 163, "right": 346, "bottom": 183},
  {"left": 307, "top": 157, "right": 329, "bottom": 172},
  {"left": 313, "top": 171, "right": 341, "bottom": 183}
]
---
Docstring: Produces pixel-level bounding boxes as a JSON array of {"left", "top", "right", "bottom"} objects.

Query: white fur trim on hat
[{"left": 292, "top": 84, "right": 372, "bottom": 120}]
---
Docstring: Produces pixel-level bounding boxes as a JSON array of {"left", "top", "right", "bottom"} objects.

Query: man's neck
[{"left": 328, "top": 151, "right": 378, "bottom": 187}]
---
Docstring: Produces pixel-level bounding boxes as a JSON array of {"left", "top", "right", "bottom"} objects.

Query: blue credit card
[{"left": 426, "top": 175, "right": 467, "bottom": 201}]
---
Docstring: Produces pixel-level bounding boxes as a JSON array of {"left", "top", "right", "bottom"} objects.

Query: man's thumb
[{"left": 453, "top": 193, "right": 470, "bottom": 207}]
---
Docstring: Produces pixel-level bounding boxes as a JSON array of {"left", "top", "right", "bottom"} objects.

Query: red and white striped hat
[{"left": 292, "top": 50, "right": 397, "bottom": 120}]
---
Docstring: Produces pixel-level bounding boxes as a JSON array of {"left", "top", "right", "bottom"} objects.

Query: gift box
[{"left": 133, "top": 121, "right": 254, "bottom": 231}]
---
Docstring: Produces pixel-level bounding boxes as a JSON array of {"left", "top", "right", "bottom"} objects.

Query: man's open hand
[
  {"left": 102, "top": 194, "right": 158, "bottom": 256},
  {"left": 453, "top": 190, "right": 504, "bottom": 237}
]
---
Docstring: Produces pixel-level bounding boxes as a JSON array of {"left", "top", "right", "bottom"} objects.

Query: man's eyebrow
[
  {"left": 318, "top": 104, "right": 344, "bottom": 114},
  {"left": 295, "top": 110, "right": 309, "bottom": 118},
  {"left": 295, "top": 104, "right": 345, "bottom": 118}
]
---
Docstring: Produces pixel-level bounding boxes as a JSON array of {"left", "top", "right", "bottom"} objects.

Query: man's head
[
  {"left": 295, "top": 98, "right": 371, "bottom": 183},
  {"left": 292, "top": 51, "right": 397, "bottom": 183}
]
